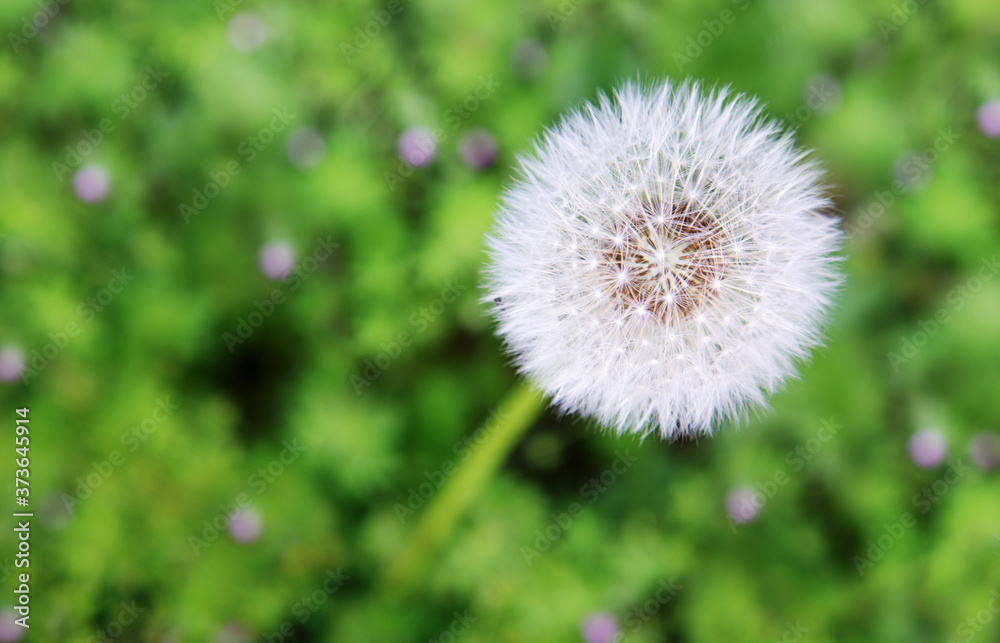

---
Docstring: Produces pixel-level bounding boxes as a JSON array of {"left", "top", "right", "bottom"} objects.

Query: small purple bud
[
  {"left": 909, "top": 428, "right": 947, "bottom": 468},
  {"left": 977, "top": 99, "right": 1000, "bottom": 139},
  {"left": 258, "top": 241, "right": 295, "bottom": 280},
  {"left": 0, "top": 346, "right": 24, "bottom": 383},
  {"left": 0, "top": 608, "right": 23, "bottom": 642},
  {"left": 398, "top": 127, "right": 437, "bottom": 167},
  {"left": 580, "top": 612, "right": 619, "bottom": 643},
  {"left": 38, "top": 492, "right": 74, "bottom": 530},
  {"left": 968, "top": 431, "right": 1000, "bottom": 471},
  {"left": 726, "top": 486, "right": 761, "bottom": 524},
  {"left": 511, "top": 38, "right": 549, "bottom": 79},
  {"left": 216, "top": 622, "right": 251, "bottom": 643},
  {"left": 226, "top": 13, "right": 266, "bottom": 53},
  {"left": 73, "top": 165, "right": 110, "bottom": 203},
  {"left": 459, "top": 129, "right": 498, "bottom": 169},
  {"left": 286, "top": 126, "right": 327, "bottom": 169},
  {"left": 228, "top": 508, "right": 262, "bottom": 544}
]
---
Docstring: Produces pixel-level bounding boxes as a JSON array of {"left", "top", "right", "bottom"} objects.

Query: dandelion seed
[{"left": 483, "top": 80, "right": 843, "bottom": 437}]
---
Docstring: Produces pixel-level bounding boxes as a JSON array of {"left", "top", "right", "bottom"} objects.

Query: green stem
[{"left": 384, "top": 380, "right": 545, "bottom": 593}]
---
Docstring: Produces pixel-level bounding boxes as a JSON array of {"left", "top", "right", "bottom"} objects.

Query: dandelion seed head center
[{"left": 599, "top": 198, "right": 727, "bottom": 322}]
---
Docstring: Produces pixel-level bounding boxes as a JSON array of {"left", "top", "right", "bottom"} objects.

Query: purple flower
[
  {"left": 909, "top": 428, "right": 947, "bottom": 468},
  {"left": 0, "top": 607, "right": 24, "bottom": 642},
  {"left": 226, "top": 13, "right": 266, "bottom": 53},
  {"left": 398, "top": 128, "right": 437, "bottom": 167},
  {"left": 258, "top": 241, "right": 295, "bottom": 280},
  {"left": 726, "top": 486, "right": 761, "bottom": 524},
  {"left": 460, "top": 129, "right": 498, "bottom": 169},
  {"left": 287, "top": 126, "right": 327, "bottom": 169},
  {"left": 73, "top": 165, "right": 110, "bottom": 203},
  {"left": 228, "top": 508, "right": 263, "bottom": 544},
  {"left": 968, "top": 431, "right": 999, "bottom": 471},
  {"left": 580, "top": 612, "right": 620, "bottom": 643},
  {"left": 977, "top": 99, "right": 1000, "bottom": 139},
  {"left": 0, "top": 346, "right": 24, "bottom": 383},
  {"left": 511, "top": 38, "right": 549, "bottom": 79}
]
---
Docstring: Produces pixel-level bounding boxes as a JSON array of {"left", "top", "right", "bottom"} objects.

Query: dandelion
[{"left": 483, "top": 80, "right": 842, "bottom": 437}]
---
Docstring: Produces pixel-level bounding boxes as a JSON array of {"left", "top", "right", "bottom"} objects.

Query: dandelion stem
[{"left": 383, "top": 380, "right": 545, "bottom": 593}]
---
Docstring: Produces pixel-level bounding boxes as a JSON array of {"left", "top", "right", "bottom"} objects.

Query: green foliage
[{"left": 1, "top": 0, "right": 999, "bottom": 641}]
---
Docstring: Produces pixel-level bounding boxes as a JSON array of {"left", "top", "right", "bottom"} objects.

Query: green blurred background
[{"left": 1, "top": 0, "right": 999, "bottom": 641}]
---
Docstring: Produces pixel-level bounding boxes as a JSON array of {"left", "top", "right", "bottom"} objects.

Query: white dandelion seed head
[{"left": 483, "top": 79, "right": 843, "bottom": 439}]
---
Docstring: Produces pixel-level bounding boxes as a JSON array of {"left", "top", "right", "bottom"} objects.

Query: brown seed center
[{"left": 601, "top": 198, "right": 727, "bottom": 323}]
